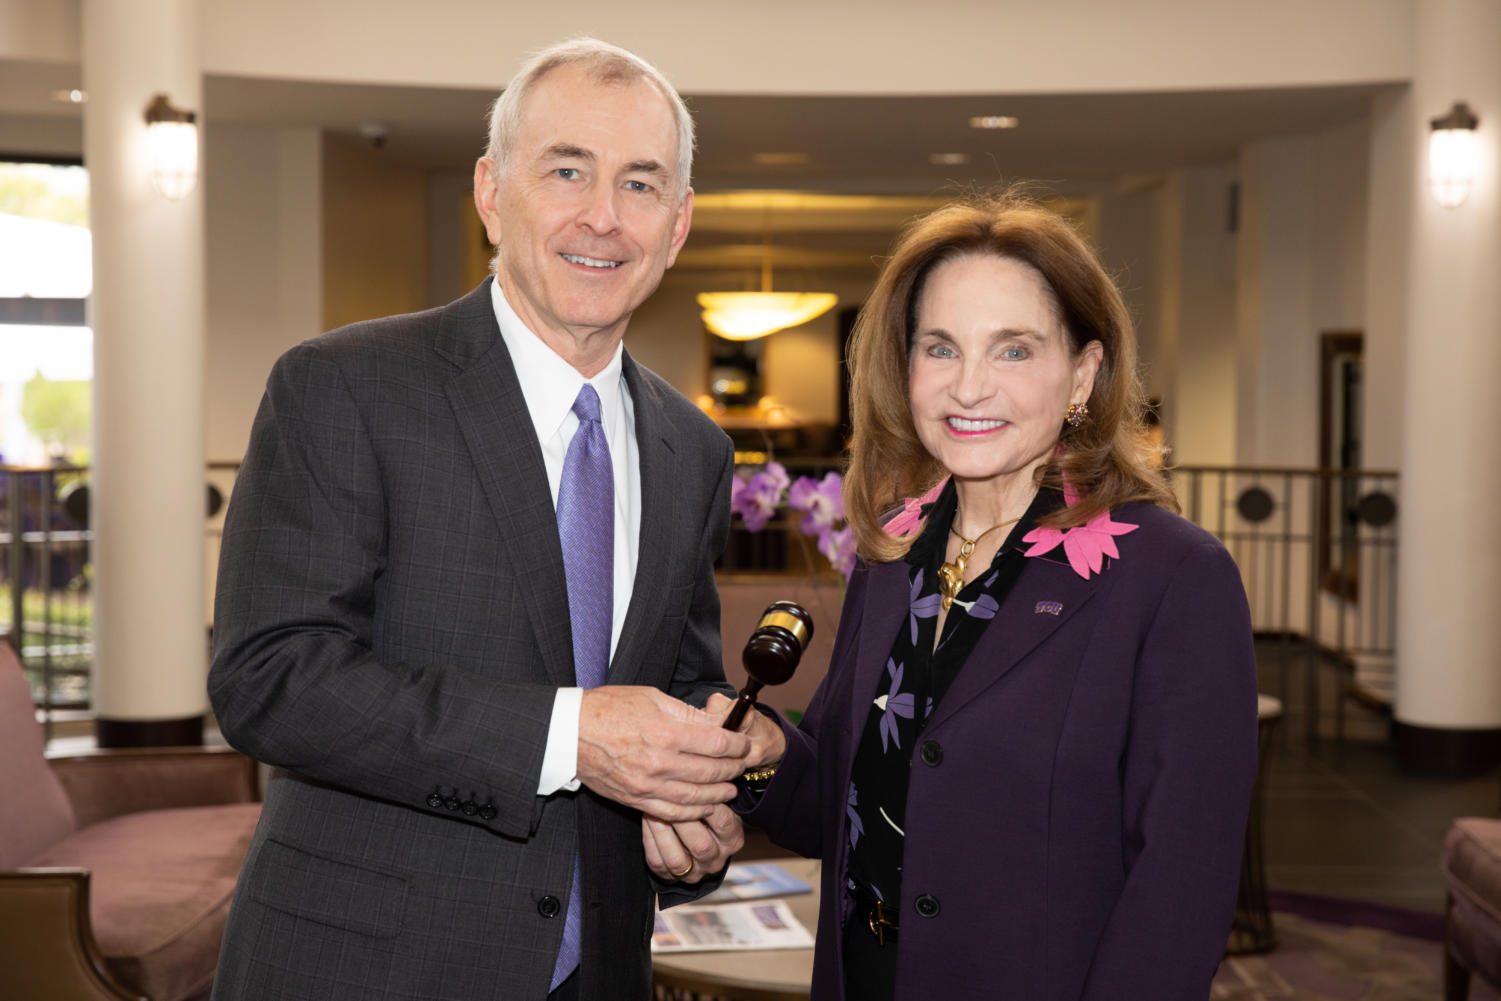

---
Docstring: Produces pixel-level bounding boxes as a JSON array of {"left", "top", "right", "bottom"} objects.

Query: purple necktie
[{"left": 551, "top": 383, "right": 613, "bottom": 990}]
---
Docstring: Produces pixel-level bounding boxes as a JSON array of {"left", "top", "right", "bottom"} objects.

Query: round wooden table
[{"left": 653, "top": 857, "right": 821, "bottom": 1001}]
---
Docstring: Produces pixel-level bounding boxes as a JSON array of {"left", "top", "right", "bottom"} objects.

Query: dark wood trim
[
  {"left": 0, "top": 869, "right": 145, "bottom": 1000},
  {"left": 1393, "top": 720, "right": 1501, "bottom": 774},
  {"left": 1318, "top": 330, "right": 1364, "bottom": 602},
  {"left": 94, "top": 715, "right": 204, "bottom": 748},
  {"left": 0, "top": 152, "right": 84, "bottom": 167}
]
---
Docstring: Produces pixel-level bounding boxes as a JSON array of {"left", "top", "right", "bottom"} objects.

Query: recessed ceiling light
[
  {"left": 969, "top": 115, "right": 1019, "bottom": 130},
  {"left": 929, "top": 152, "right": 970, "bottom": 165},
  {"left": 753, "top": 152, "right": 811, "bottom": 166},
  {"left": 50, "top": 89, "right": 87, "bottom": 104}
]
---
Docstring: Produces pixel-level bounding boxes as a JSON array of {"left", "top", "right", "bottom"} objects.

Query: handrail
[{"left": 3, "top": 461, "right": 1400, "bottom": 743}]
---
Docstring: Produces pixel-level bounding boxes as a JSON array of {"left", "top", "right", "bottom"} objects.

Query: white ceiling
[{"left": 0, "top": 61, "right": 1387, "bottom": 197}]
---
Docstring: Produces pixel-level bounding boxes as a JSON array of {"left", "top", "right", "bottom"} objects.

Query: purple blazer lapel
[
  {"left": 924, "top": 554, "right": 1104, "bottom": 732},
  {"left": 848, "top": 558, "right": 910, "bottom": 738}
]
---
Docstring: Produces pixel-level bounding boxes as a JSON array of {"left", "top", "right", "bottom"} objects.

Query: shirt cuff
[{"left": 538, "top": 687, "right": 583, "bottom": 795}]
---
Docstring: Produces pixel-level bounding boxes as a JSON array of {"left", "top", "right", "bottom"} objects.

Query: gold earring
[{"left": 1066, "top": 402, "right": 1089, "bottom": 427}]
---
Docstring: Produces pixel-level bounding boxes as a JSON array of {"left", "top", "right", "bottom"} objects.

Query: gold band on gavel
[{"left": 758, "top": 610, "right": 810, "bottom": 649}]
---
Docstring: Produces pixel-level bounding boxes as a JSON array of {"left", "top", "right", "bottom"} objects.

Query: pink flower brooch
[{"left": 887, "top": 478, "right": 1138, "bottom": 581}]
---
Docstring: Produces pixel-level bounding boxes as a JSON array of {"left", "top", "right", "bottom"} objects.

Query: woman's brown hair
[{"left": 845, "top": 190, "right": 1176, "bottom": 563}]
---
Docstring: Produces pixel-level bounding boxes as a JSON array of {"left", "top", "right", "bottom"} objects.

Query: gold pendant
[{"left": 936, "top": 539, "right": 976, "bottom": 611}]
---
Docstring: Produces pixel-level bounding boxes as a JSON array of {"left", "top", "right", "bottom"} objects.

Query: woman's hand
[{"left": 706, "top": 692, "right": 787, "bottom": 770}]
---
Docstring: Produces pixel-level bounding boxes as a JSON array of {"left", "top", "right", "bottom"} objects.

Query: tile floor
[{"left": 1256, "top": 641, "right": 1499, "bottom": 915}]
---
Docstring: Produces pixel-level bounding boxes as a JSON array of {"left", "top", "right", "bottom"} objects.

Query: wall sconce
[
  {"left": 143, "top": 93, "right": 198, "bottom": 200},
  {"left": 1429, "top": 101, "right": 1480, "bottom": 209}
]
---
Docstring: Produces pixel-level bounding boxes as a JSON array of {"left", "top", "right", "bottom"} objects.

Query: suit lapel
[
  {"left": 924, "top": 554, "right": 1104, "bottom": 731},
  {"left": 440, "top": 283, "right": 574, "bottom": 687},
  {"left": 608, "top": 353, "right": 677, "bottom": 684}
]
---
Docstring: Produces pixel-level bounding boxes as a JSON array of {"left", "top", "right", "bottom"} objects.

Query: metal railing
[
  {"left": 1, "top": 465, "right": 92, "bottom": 742},
  {"left": 3, "top": 462, "right": 1397, "bottom": 742},
  {"left": 1169, "top": 465, "right": 1400, "bottom": 740}
]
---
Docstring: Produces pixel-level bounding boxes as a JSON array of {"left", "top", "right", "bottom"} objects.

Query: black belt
[{"left": 848, "top": 872, "right": 899, "bottom": 945}]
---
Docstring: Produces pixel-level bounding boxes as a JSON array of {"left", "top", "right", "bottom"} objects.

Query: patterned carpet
[{"left": 1212, "top": 893, "right": 1500, "bottom": 1001}]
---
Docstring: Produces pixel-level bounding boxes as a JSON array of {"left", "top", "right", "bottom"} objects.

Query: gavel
[{"left": 722, "top": 600, "right": 814, "bottom": 731}]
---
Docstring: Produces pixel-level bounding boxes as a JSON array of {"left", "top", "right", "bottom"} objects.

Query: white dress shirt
[{"left": 489, "top": 280, "right": 641, "bottom": 795}]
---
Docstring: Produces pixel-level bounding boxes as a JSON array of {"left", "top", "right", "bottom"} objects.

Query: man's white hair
[{"left": 483, "top": 37, "right": 694, "bottom": 199}]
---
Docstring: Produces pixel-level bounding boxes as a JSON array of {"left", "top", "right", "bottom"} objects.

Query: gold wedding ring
[{"left": 669, "top": 860, "right": 694, "bottom": 879}]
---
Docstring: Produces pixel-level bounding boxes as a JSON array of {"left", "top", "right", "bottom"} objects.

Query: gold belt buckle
[{"left": 867, "top": 899, "right": 899, "bottom": 946}]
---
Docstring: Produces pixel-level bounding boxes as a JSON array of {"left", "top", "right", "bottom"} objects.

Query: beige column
[
  {"left": 83, "top": 0, "right": 207, "bottom": 745},
  {"left": 1392, "top": 0, "right": 1501, "bottom": 769}
]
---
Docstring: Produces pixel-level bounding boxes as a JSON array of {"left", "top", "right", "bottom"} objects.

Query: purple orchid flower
[
  {"left": 908, "top": 568, "right": 942, "bottom": 644},
  {"left": 818, "top": 524, "right": 857, "bottom": 581},
  {"left": 878, "top": 658, "right": 916, "bottom": 752},
  {"left": 789, "top": 472, "right": 845, "bottom": 537},
  {"left": 730, "top": 464, "right": 788, "bottom": 532},
  {"left": 764, "top": 461, "right": 790, "bottom": 494}
]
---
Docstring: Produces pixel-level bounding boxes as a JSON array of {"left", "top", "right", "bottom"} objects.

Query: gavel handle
[{"left": 722, "top": 679, "right": 764, "bottom": 731}]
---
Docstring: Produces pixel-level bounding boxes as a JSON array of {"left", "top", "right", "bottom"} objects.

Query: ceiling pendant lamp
[{"left": 698, "top": 232, "right": 836, "bottom": 341}]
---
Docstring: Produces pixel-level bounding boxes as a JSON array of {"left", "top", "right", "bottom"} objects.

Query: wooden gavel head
[
  {"left": 742, "top": 600, "right": 814, "bottom": 685},
  {"left": 723, "top": 601, "right": 814, "bottom": 731}
]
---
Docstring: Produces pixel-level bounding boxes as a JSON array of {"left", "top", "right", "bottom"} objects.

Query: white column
[
  {"left": 82, "top": 0, "right": 207, "bottom": 743},
  {"left": 1393, "top": 0, "right": 1501, "bottom": 765}
]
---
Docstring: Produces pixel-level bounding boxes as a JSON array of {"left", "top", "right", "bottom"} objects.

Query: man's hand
[
  {"left": 577, "top": 687, "right": 751, "bottom": 821},
  {"left": 706, "top": 693, "right": 786, "bottom": 770},
  {"left": 642, "top": 806, "right": 744, "bottom": 884}
]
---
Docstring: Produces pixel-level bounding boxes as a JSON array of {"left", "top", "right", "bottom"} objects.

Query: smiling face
[
  {"left": 472, "top": 61, "right": 692, "bottom": 372},
  {"left": 908, "top": 253, "right": 1102, "bottom": 505}
]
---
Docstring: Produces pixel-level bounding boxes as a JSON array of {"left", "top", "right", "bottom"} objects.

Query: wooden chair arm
[
  {"left": 0, "top": 869, "right": 145, "bottom": 1001},
  {"left": 47, "top": 746, "right": 261, "bottom": 828}
]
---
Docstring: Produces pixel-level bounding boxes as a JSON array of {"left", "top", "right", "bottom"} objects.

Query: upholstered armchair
[
  {"left": 0, "top": 643, "right": 261, "bottom": 1001},
  {"left": 1444, "top": 817, "right": 1501, "bottom": 1001}
]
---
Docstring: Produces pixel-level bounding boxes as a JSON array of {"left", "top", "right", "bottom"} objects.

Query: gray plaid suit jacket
[{"left": 209, "top": 280, "right": 736, "bottom": 1001}]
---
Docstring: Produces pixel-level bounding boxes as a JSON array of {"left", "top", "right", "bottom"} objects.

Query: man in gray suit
[{"left": 209, "top": 38, "right": 750, "bottom": 1001}]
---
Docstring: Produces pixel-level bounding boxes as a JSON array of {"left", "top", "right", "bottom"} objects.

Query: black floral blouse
[{"left": 841, "top": 481, "right": 1062, "bottom": 995}]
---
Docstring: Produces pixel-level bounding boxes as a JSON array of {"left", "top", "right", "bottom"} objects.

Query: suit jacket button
[
  {"left": 426, "top": 788, "right": 444, "bottom": 809},
  {"left": 479, "top": 802, "right": 498, "bottom": 821},
  {"left": 919, "top": 740, "right": 943, "bottom": 766},
  {"left": 914, "top": 894, "right": 941, "bottom": 918},
  {"left": 443, "top": 794, "right": 461, "bottom": 811},
  {"left": 538, "top": 896, "right": 561, "bottom": 918},
  {"left": 461, "top": 799, "right": 478, "bottom": 816}
]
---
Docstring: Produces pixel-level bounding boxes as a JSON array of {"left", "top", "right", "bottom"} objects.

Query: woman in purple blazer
[{"left": 716, "top": 194, "right": 1258, "bottom": 1000}]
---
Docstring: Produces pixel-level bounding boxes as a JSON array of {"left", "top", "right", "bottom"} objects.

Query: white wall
[
  {"left": 204, "top": 124, "right": 323, "bottom": 463},
  {"left": 194, "top": 0, "right": 1413, "bottom": 96},
  {"left": 1361, "top": 88, "right": 1414, "bottom": 471},
  {"left": 1098, "top": 187, "right": 1164, "bottom": 399},
  {"left": 0, "top": 0, "right": 1417, "bottom": 96},
  {"left": 1236, "top": 137, "right": 1318, "bottom": 466},
  {"left": 1234, "top": 126, "right": 1372, "bottom": 468},
  {"left": 0, "top": 114, "right": 81, "bottom": 156},
  {"left": 1311, "top": 120, "right": 1371, "bottom": 335},
  {"left": 320, "top": 135, "right": 428, "bottom": 331},
  {"left": 1169, "top": 164, "right": 1239, "bottom": 466},
  {"left": 0, "top": 0, "right": 78, "bottom": 62}
]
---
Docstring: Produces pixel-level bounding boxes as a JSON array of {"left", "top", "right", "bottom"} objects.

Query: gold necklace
[{"left": 937, "top": 514, "right": 1022, "bottom": 610}]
